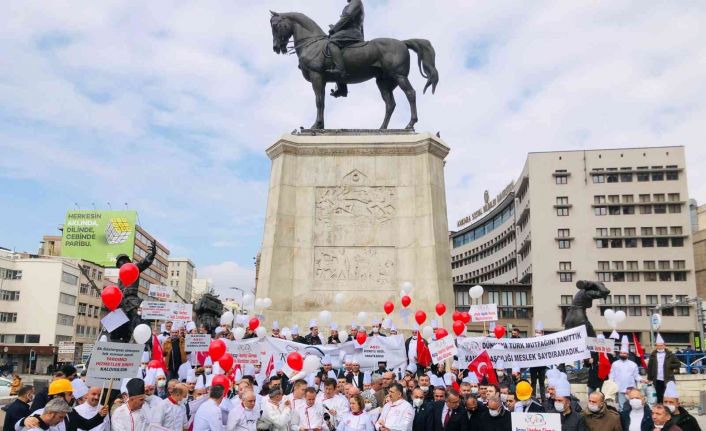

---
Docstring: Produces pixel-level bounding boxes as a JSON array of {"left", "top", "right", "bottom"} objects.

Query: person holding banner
[
  {"left": 528, "top": 322, "right": 547, "bottom": 403},
  {"left": 74, "top": 386, "right": 110, "bottom": 431}
]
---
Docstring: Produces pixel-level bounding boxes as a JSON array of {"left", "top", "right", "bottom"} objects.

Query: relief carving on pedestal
[{"left": 314, "top": 247, "right": 395, "bottom": 285}]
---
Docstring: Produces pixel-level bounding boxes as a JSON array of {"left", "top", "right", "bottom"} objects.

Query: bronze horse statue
[
  {"left": 270, "top": 11, "right": 439, "bottom": 130},
  {"left": 563, "top": 280, "right": 611, "bottom": 337}
]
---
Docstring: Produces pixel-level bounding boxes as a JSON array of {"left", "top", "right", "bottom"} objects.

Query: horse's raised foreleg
[
  {"left": 310, "top": 73, "right": 325, "bottom": 129},
  {"left": 376, "top": 78, "right": 397, "bottom": 129},
  {"left": 395, "top": 75, "right": 417, "bottom": 130}
]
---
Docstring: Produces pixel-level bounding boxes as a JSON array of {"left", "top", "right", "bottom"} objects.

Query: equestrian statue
[
  {"left": 563, "top": 280, "right": 611, "bottom": 337},
  {"left": 270, "top": 0, "right": 439, "bottom": 130}
]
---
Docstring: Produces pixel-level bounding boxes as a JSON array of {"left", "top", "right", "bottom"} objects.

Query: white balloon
[
  {"left": 99, "top": 335, "right": 108, "bottom": 342},
  {"left": 220, "top": 311, "right": 234, "bottom": 326},
  {"left": 290, "top": 371, "right": 307, "bottom": 381},
  {"left": 469, "top": 285, "right": 484, "bottom": 300},
  {"left": 382, "top": 318, "right": 392, "bottom": 329},
  {"left": 609, "top": 319, "right": 618, "bottom": 330},
  {"left": 281, "top": 327, "right": 291, "bottom": 339},
  {"left": 242, "top": 294, "right": 254, "bottom": 305},
  {"left": 338, "top": 330, "right": 348, "bottom": 343},
  {"left": 614, "top": 310, "right": 626, "bottom": 323},
  {"left": 263, "top": 298, "right": 273, "bottom": 309},
  {"left": 133, "top": 324, "right": 151, "bottom": 344},
  {"left": 255, "top": 327, "right": 267, "bottom": 338},
  {"left": 319, "top": 310, "right": 332, "bottom": 325},
  {"left": 400, "top": 290, "right": 407, "bottom": 297},
  {"left": 303, "top": 355, "right": 321, "bottom": 374},
  {"left": 255, "top": 298, "right": 264, "bottom": 309},
  {"left": 233, "top": 327, "right": 246, "bottom": 340},
  {"left": 357, "top": 311, "right": 367, "bottom": 323},
  {"left": 422, "top": 325, "right": 433, "bottom": 339},
  {"left": 604, "top": 309, "right": 615, "bottom": 321},
  {"left": 401, "top": 281, "right": 413, "bottom": 293}
]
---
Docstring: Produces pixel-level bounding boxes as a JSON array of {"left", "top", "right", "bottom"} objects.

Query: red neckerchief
[
  {"left": 352, "top": 410, "right": 364, "bottom": 416},
  {"left": 168, "top": 396, "right": 178, "bottom": 405}
]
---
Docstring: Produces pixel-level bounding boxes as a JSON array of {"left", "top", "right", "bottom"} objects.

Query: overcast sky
[{"left": 2, "top": 1, "right": 705, "bottom": 298}]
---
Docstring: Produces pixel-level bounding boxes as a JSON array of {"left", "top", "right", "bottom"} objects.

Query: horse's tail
[{"left": 404, "top": 39, "right": 439, "bottom": 94}]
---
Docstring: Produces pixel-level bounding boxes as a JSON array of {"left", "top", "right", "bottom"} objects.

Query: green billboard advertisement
[{"left": 61, "top": 210, "right": 137, "bottom": 267}]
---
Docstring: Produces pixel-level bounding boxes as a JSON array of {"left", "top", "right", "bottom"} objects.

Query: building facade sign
[{"left": 457, "top": 181, "right": 514, "bottom": 228}]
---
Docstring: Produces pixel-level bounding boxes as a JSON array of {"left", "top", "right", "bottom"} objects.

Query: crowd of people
[{"left": 1, "top": 319, "right": 703, "bottom": 431}]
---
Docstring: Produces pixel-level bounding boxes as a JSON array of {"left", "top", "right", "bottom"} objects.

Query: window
[
  {"left": 558, "top": 240, "right": 571, "bottom": 249},
  {"left": 57, "top": 314, "right": 75, "bottom": 326},
  {"left": 666, "top": 170, "right": 679, "bottom": 181},
  {"left": 639, "top": 194, "right": 651, "bottom": 203},
  {"left": 558, "top": 229, "right": 570, "bottom": 238},
  {"left": 595, "top": 207, "right": 607, "bottom": 216},
  {"left": 596, "top": 239, "right": 609, "bottom": 248},
  {"left": 593, "top": 174, "right": 605, "bottom": 183},
  {"left": 668, "top": 193, "right": 680, "bottom": 202},
  {"left": 607, "top": 173, "right": 619, "bottom": 183},
  {"left": 637, "top": 170, "right": 650, "bottom": 182},
  {"left": 644, "top": 260, "right": 656, "bottom": 270},
  {"left": 613, "top": 261, "right": 625, "bottom": 270},
  {"left": 674, "top": 272, "right": 687, "bottom": 281},
  {"left": 557, "top": 207, "right": 569, "bottom": 216},
  {"left": 670, "top": 226, "right": 683, "bottom": 235},
  {"left": 661, "top": 295, "right": 674, "bottom": 316},
  {"left": 601, "top": 295, "right": 613, "bottom": 305},
  {"left": 656, "top": 226, "right": 668, "bottom": 235},
  {"left": 556, "top": 197, "right": 569, "bottom": 205},
  {"left": 597, "top": 272, "right": 611, "bottom": 282},
  {"left": 642, "top": 238, "right": 654, "bottom": 247},
  {"left": 555, "top": 176, "right": 567, "bottom": 184},
  {"left": 654, "top": 204, "right": 667, "bottom": 214},
  {"left": 61, "top": 271, "right": 78, "bottom": 286},
  {"left": 610, "top": 239, "right": 623, "bottom": 248},
  {"left": 615, "top": 295, "right": 626, "bottom": 305},
  {"left": 652, "top": 171, "right": 664, "bottom": 181},
  {"left": 0, "top": 269, "right": 22, "bottom": 280},
  {"left": 644, "top": 272, "right": 657, "bottom": 281},
  {"left": 640, "top": 205, "right": 652, "bottom": 214},
  {"left": 641, "top": 227, "right": 653, "bottom": 236},
  {"left": 622, "top": 195, "right": 634, "bottom": 203},
  {"left": 659, "top": 272, "right": 672, "bottom": 281},
  {"left": 560, "top": 273, "right": 573, "bottom": 282},
  {"left": 608, "top": 195, "right": 620, "bottom": 204},
  {"left": 0, "top": 312, "right": 17, "bottom": 322},
  {"left": 596, "top": 228, "right": 608, "bottom": 237},
  {"left": 502, "top": 291, "right": 514, "bottom": 306},
  {"left": 515, "top": 292, "right": 528, "bottom": 306},
  {"left": 622, "top": 206, "right": 635, "bottom": 215},
  {"left": 609, "top": 206, "right": 621, "bottom": 215},
  {"left": 598, "top": 261, "right": 610, "bottom": 270},
  {"left": 627, "top": 261, "right": 639, "bottom": 270},
  {"left": 488, "top": 291, "right": 499, "bottom": 305},
  {"left": 559, "top": 262, "right": 572, "bottom": 271},
  {"left": 654, "top": 194, "right": 665, "bottom": 202},
  {"left": 624, "top": 228, "right": 636, "bottom": 236},
  {"left": 658, "top": 261, "right": 670, "bottom": 270},
  {"left": 610, "top": 228, "right": 622, "bottom": 237},
  {"left": 78, "top": 303, "right": 87, "bottom": 316},
  {"left": 669, "top": 204, "right": 682, "bottom": 214},
  {"left": 676, "top": 295, "right": 689, "bottom": 316},
  {"left": 594, "top": 196, "right": 606, "bottom": 204},
  {"left": 671, "top": 237, "right": 684, "bottom": 247},
  {"left": 26, "top": 335, "right": 39, "bottom": 343},
  {"left": 0, "top": 290, "right": 19, "bottom": 301},
  {"left": 626, "top": 272, "right": 640, "bottom": 282},
  {"left": 656, "top": 238, "right": 669, "bottom": 247},
  {"left": 59, "top": 293, "right": 76, "bottom": 306},
  {"left": 621, "top": 172, "right": 633, "bottom": 182},
  {"left": 561, "top": 295, "right": 572, "bottom": 305},
  {"left": 646, "top": 295, "right": 658, "bottom": 305}
]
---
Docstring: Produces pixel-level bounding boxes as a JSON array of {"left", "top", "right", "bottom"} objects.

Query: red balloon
[
  {"left": 211, "top": 374, "right": 230, "bottom": 391},
  {"left": 414, "top": 310, "right": 427, "bottom": 325},
  {"left": 435, "top": 328, "right": 448, "bottom": 339},
  {"left": 401, "top": 295, "right": 411, "bottom": 308},
  {"left": 356, "top": 331, "right": 367, "bottom": 345},
  {"left": 452, "top": 311, "right": 463, "bottom": 322},
  {"left": 452, "top": 320, "right": 465, "bottom": 336},
  {"left": 218, "top": 353, "right": 234, "bottom": 372},
  {"left": 101, "top": 285, "right": 123, "bottom": 311},
  {"left": 435, "top": 303, "right": 447, "bottom": 316},
  {"left": 383, "top": 301, "right": 394, "bottom": 315},
  {"left": 494, "top": 326, "right": 506, "bottom": 339},
  {"left": 287, "top": 352, "right": 303, "bottom": 371},
  {"left": 248, "top": 317, "right": 260, "bottom": 331},
  {"left": 460, "top": 312, "right": 471, "bottom": 324},
  {"left": 208, "top": 339, "right": 227, "bottom": 362},
  {"left": 118, "top": 263, "right": 139, "bottom": 286}
]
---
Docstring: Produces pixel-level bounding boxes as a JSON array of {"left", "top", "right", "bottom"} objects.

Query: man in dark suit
[
  {"left": 427, "top": 388, "right": 467, "bottom": 431},
  {"left": 411, "top": 388, "right": 433, "bottom": 431},
  {"left": 463, "top": 396, "right": 486, "bottom": 431},
  {"left": 479, "top": 396, "right": 511, "bottom": 431}
]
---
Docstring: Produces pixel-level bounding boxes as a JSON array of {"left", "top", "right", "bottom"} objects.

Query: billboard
[{"left": 61, "top": 210, "right": 137, "bottom": 267}]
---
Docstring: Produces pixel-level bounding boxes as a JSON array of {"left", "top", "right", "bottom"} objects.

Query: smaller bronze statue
[
  {"left": 563, "top": 280, "right": 611, "bottom": 337},
  {"left": 194, "top": 293, "right": 224, "bottom": 334},
  {"left": 111, "top": 239, "right": 157, "bottom": 343}
]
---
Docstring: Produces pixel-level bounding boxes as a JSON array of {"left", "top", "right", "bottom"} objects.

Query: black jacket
[
  {"left": 620, "top": 404, "right": 654, "bottom": 431},
  {"left": 427, "top": 400, "right": 467, "bottom": 431},
  {"left": 667, "top": 406, "right": 702, "bottom": 431},
  {"left": 412, "top": 400, "right": 433, "bottom": 431},
  {"left": 2, "top": 398, "right": 30, "bottom": 431},
  {"left": 20, "top": 407, "right": 105, "bottom": 431},
  {"left": 560, "top": 408, "right": 588, "bottom": 431},
  {"left": 464, "top": 404, "right": 487, "bottom": 431},
  {"left": 478, "top": 407, "right": 511, "bottom": 431},
  {"left": 30, "top": 387, "right": 49, "bottom": 412},
  {"left": 346, "top": 372, "right": 365, "bottom": 390},
  {"left": 303, "top": 333, "right": 322, "bottom": 345}
]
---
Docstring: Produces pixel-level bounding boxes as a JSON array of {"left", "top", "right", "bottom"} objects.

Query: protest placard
[
  {"left": 185, "top": 334, "right": 211, "bottom": 352},
  {"left": 101, "top": 309, "right": 129, "bottom": 333},
  {"left": 511, "top": 412, "right": 561, "bottom": 431},
  {"left": 457, "top": 325, "right": 589, "bottom": 369},
  {"left": 428, "top": 336, "right": 458, "bottom": 365},
  {"left": 140, "top": 301, "right": 192, "bottom": 322},
  {"left": 148, "top": 284, "right": 172, "bottom": 301},
  {"left": 468, "top": 304, "right": 498, "bottom": 322},
  {"left": 86, "top": 342, "right": 143, "bottom": 386},
  {"left": 58, "top": 342, "right": 75, "bottom": 362},
  {"left": 586, "top": 337, "right": 616, "bottom": 354}
]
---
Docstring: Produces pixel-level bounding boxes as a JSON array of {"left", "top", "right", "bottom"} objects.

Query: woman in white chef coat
[{"left": 337, "top": 394, "right": 375, "bottom": 431}]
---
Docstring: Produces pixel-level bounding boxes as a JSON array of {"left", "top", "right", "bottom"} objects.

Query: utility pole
[{"left": 649, "top": 297, "right": 704, "bottom": 350}]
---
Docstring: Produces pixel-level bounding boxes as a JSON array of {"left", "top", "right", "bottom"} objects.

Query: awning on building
[{"left": 0, "top": 345, "right": 56, "bottom": 355}]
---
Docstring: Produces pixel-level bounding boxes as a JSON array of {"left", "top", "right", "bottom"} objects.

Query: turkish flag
[
  {"left": 598, "top": 352, "right": 611, "bottom": 380},
  {"left": 265, "top": 354, "right": 275, "bottom": 378},
  {"left": 632, "top": 333, "right": 647, "bottom": 368},
  {"left": 468, "top": 350, "right": 498, "bottom": 385},
  {"left": 417, "top": 332, "right": 432, "bottom": 368},
  {"left": 151, "top": 334, "right": 167, "bottom": 371}
]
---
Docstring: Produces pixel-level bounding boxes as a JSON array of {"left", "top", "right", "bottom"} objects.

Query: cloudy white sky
[{"left": 2, "top": 1, "right": 706, "bottom": 298}]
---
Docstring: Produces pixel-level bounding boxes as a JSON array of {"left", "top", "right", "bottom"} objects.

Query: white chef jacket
[
  {"left": 374, "top": 400, "right": 413, "bottom": 431},
  {"left": 75, "top": 402, "right": 110, "bottom": 431},
  {"left": 609, "top": 359, "right": 640, "bottom": 393},
  {"left": 297, "top": 403, "right": 326, "bottom": 430},
  {"left": 226, "top": 405, "right": 259, "bottom": 431},
  {"left": 111, "top": 403, "right": 146, "bottom": 431},
  {"left": 261, "top": 400, "right": 292, "bottom": 431},
  {"left": 149, "top": 397, "right": 188, "bottom": 430},
  {"left": 656, "top": 351, "right": 666, "bottom": 381},
  {"left": 337, "top": 412, "right": 375, "bottom": 431},
  {"left": 193, "top": 398, "right": 225, "bottom": 431},
  {"left": 317, "top": 393, "right": 350, "bottom": 422}
]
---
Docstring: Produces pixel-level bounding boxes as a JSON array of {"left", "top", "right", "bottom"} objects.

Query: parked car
[{"left": 0, "top": 377, "right": 13, "bottom": 397}]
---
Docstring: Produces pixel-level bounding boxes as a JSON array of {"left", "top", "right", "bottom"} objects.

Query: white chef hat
[
  {"left": 656, "top": 333, "right": 665, "bottom": 344},
  {"left": 443, "top": 373, "right": 455, "bottom": 386},
  {"left": 195, "top": 377, "right": 206, "bottom": 390},
  {"left": 406, "top": 363, "right": 417, "bottom": 374},
  {"left": 178, "top": 362, "right": 192, "bottom": 381},
  {"left": 330, "top": 323, "right": 338, "bottom": 331},
  {"left": 160, "top": 324, "right": 166, "bottom": 333},
  {"left": 144, "top": 369, "right": 156, "bottom": 386},
  {"left": 243, "top": 364, "right": 255, "bottom": 376},
  {"left": 463, "top": 373, "right": 479, "bottom": 384},
  {"left": 204, "top": 357, "right": 213, "bottom": 367},
  {"left": 309, "top": 319, "right": 317, "bottom": 328},
  {"left": 186, "top": 368, "right": 197, "bottom": 383},
  {"left": 664, "top": 381, "right": 679, "bottom": 399},
  {"left": 291, "top": 325, "right": 299, "bottom": 335},
  {"left": 186, "top": 321, "right": 196, "bottom": 332},
  {"left": 390, "top": 324, "right": 397, "bottom": 332},
  {"left": 555, "top": 378, "right": 571, "bottom": 397},
  {"left": 272, "top": 320, "right": 279, "bottom": 330},
  {"left": 494, "top": 359, "right": 505, "bottom": 370},
  {"left": 141, "top": 351, "right": 150, "bottom": 363},
  {"left": 535, "top": 321, "right": 544, "bottom": 332},
  {"left": 120, "top": 378, "right": 130, "bottom": 395},
  {"left": 363, "top": 373, "right": 372, "bottom": 385},
  {"left": 321, "top": 356, "right": 332, "bottom": 365},
  {"left": 71, "top": 379, "right": 89, "bottom": 399},
  {"left": 620, "top": 335, "right": 629, "bottom": 354}
]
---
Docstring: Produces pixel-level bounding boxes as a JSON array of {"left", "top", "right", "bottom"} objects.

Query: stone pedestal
[{"left": 256, "top": 131, "right": 453, "bottom": 331}]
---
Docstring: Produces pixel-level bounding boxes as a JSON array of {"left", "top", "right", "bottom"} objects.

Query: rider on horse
[{"left": 327, "top": 0, "right": 364, "bottom": 97}]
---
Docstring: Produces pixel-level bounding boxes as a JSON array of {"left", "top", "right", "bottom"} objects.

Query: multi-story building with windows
[
  {"left": 451, "top": 146, "right": 699, "bottom": 346},
  {"left": 693, "top": 203, "right": 706, "bottom": 299},
  {"left": 167, "top": 258, "right": 195, "bottom": 303},
  {"left": 191, "top": 277, "right": 214, "bottom": 303}
]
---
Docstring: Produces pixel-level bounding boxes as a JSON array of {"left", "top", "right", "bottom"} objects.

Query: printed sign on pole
[
  {"left": 58, "top": 342, "right": 75, "bottom": 362},
  {"left": 511, "top": 412, "right": 561, "bottom": 431},
  {"left": 185, "top": 334, "right": 211, "bottom": 352},
  {"left": 86, "top": 342, "right": 143, "bottom": 386},
  {"left": 139, "top": 301, "right": 193, "bottom": 322},
  {"left": 468, "top": 304, "right": 498, "bottom": 322},
  {"left": 586, "top": 337, "right": 616, "bottom": 354},
  {"left": 428, "top": 336, "right": 458, "bottom": 365},
  {"left": 148, "top": 284, "right": 172, "bottom": 301}
]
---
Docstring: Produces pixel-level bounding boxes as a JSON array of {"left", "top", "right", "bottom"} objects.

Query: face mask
[
  {"left": 471, "top": 388, "right": 478, "bottom": 394},
  {"left": 157, "top": 380, "right": 166, "bottom": 388},
  {"left": 522, "top": 399, "right": 531, "bottom": 406},
  {"left": 588, "top": 404, "right": 600, "bottom": 413},
  {"left": 657, "top": 349, "right": 665, "bottom": 353},
  {"left": 412, "top": 398, "right": 424, "bottom": 408},
  {"left": 372, "top": 327, "right": 378, "bottom": 333},
  {"left": 364, "top": 403, "right": 372, "bottom": 411},
  {"left": 666, "top": 404, "right": 676, "bottom": 413},
  {"left": 420, "top": 386, "right": 429, "bottom": 392},
  {"left": 496, "top": 371, "right": 504, "bottom": 377},
  {"left": 554, "top": 402, "right": 565, "bottom": 412},
  {"left": 204, "top": 368, "right": 212, "bottom": 375},
  {"left": 629, "top": 399, "right": 643, "bottom": 410},
  {"left": 500, "top": 394, "right": 508, "bottom": 402},
  {"left": 655, "top": 426, "right": 664, "bottom": 430},
  {"left": 488, "top": 409, "right": 500, "bottom": 417}
]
